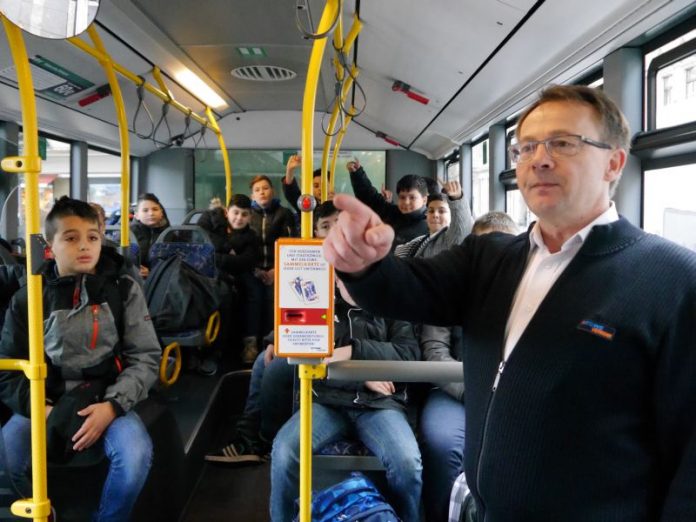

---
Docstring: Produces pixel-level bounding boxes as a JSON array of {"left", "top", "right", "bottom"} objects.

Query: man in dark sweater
[{"left": 323, "top": 85, "right": 696, "bottom": 521}]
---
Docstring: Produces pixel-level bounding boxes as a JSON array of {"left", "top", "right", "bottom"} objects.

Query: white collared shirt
[{"left": 502, "top": 203, "right": 619, "bottom": 360}]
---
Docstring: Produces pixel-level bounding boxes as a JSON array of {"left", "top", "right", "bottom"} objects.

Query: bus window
[
  {"left": 644, "top": 163, "right": 696, "bottom": 252},
  {"left": 472, "top": 139, "right": 489, "bottom": 217}
]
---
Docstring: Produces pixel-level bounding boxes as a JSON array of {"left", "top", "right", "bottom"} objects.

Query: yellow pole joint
[
  {"left": 152, "top": 66, "right": 172, "bottom": 101},
  {"left": 11, "top": 498, "right": 51, "bottom": 519},
  {"left": 299, "top": 363, "right": 327, "bottom": 380},
  {"left": 1, "top": 155, "right": 41, "bottom": 174}
]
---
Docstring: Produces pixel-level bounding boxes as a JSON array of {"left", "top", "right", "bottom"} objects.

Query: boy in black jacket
[
  {"left": 0, "top": 197, "right": 160, "bottom": 521},
  {"left": 347, "top": 159, "right": 429, "bottom": 247},
  {"left": 198, "top": 194, "right": 263, "bottom": 363}
]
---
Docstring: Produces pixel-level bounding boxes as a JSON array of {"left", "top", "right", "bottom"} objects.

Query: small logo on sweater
[{"left": 577, "top": 319, "right": 615, "bottom": 341}]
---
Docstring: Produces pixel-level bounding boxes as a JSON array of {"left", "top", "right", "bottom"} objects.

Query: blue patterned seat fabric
[{"left": 149, "top": 243, "right": 217, "bottom": 278}]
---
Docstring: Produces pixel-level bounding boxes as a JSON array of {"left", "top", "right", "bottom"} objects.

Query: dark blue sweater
[{"left": 342, "top": 218, "right": 696, "bottom": 521}]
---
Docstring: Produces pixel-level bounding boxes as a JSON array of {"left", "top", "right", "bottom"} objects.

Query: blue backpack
[{"left": 294, "top": 472, "right": 401, "bottom": 522}]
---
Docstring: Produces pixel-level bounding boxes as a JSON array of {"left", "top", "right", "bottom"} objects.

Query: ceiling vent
[{"left": 231, "top": 65, "right": 297, "bottom": 82}]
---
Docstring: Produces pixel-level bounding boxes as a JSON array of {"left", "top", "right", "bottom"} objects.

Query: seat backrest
[
  {"left": 181, "top": 209, "right": 206, "bottom": 225},
  {"left": 149, "top": 226, "right": 217, "bottom": 278}
]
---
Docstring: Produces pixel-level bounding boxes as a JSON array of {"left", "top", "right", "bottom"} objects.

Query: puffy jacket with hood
[
  {"left": 250, "top": 199, "right": 296, "bottom": 269},
  {"left": 0, "top": 247, "right": 160, "bottom": 417},
  {"left": 130, "top": 216, "right": 170, "bottom": 268},
  {"left": 198, "top": 207, "right": 262, "bottom": 275}
]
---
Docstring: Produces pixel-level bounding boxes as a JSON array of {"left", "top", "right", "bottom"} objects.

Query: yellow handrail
[
  {"left": 320, "top": 65, "right": 358, "bottom": 199},
  {"left": 68, "top": 36, "right": 211, "bottom": 128},
  {"left": 329, "top": 106, "right": 358, "bottom": 184},
  {"left": 205, "top": 107, "right": 233, "bottom": 206},
  {"left": 86, "top": 26, "right": 131, "bottom": 249},
  {"left": 68, "top": 33, "right": 232, "bottom": 202},
  {"left": 298, "top": 2, "right": 339, "bottom": 520},
  {"left": 321, "top": 13, "right": 362, "bottom": 198},
  {"left": 0, "top": 14, "right": 50, "bottom": 522}
]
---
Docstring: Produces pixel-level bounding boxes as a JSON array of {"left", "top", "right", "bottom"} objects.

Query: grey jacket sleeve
[
  {"left": 443, "top": 196, "right": 474, "bottom": 248},
  {"left": 420, "top": 324, "right": 464, "bottom": 401},
  {"left": 103, "top": 276, "right": 160, "bottom": 412}
]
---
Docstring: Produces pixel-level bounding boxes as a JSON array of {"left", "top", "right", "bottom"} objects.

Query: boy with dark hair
[
  {"left": 0, "top": 196, "right": 160, "bottom": 521},
  {"left": 198, "top": 193, "right": 263, "bottom": 363},
  {"left": 347, "top": 160, "right": 429, "bottom": 246}
]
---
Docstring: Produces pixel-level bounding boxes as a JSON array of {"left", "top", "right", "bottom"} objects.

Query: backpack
[
  {"left": 143, "top": 255, "right": 221, "bottom": 333},
  {"left": 294, "top": 472, "right": 401, "bottom": 522}
]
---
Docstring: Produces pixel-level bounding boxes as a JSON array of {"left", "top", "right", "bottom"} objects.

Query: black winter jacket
[
  {"left": 250, "top": 199, "right": 296, "bottom": 269},
  {"left": 198, "top": 208, "right": 262, "bottom": 275},
  {"left": 313, "top": 296, "right": 419, "bottom": 411},
  {"left": 130, "top": 218, "right": 170, "bottom": 268},
  {"left": 349, "top": 166, "right": 427, "bottom": 246}
]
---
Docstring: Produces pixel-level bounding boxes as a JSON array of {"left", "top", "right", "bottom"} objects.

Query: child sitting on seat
[
  {"left": 270, "top": 275, "right": 422, "bottom": 522},
  {"left": 0, "top": 197, "right": 160, "bottom": 522},
  {"left": 130, "top": 193, "right": 170, "bottom": 279}
]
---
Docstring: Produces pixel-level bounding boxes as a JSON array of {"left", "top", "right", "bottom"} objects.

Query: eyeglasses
[{"left": 508, "top": 134, "right": 613, "bottom": 163}]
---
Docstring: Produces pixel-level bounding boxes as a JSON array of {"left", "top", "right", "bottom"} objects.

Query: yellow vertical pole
[
  {"left": 85, "top": 26, "right": 131, "bottom": 249},
  {"left": 0, "top": 15, "right": 50, "bottom": 522},
  {"left": 298, "top": 2, "right": 339, "bottom": 521},
  {"left": 205, "top": 107, "right": 233, "bottom": 205}
]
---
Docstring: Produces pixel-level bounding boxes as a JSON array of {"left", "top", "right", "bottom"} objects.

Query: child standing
[
  {"left": 0, "top": 197, "right": 160, "bottom": 521},
  {"left": 247, "top": 175, "right": 296, "bottom": 360},
  {"left": 198, "top": 194, "right": 262, "bottom": 363}
]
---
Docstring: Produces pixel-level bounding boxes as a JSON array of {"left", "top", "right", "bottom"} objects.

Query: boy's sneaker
[
  {"left": 204, "top": 439, "right": 263, "bottom": 463},
  {"left": 241, "top": 336, "right": 258, "bottom": 365},
  {"left": 197, "top": 357, "right": 218, "bottom": 376}
]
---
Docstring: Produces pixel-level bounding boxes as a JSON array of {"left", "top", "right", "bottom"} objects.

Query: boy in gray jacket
[{"left": 0, "top": 197, "right": 160, "bottom": 522}]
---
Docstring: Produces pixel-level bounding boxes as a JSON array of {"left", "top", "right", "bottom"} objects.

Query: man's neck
[{"left": 538, "top": 205, "right": 611, "bottom": 253}]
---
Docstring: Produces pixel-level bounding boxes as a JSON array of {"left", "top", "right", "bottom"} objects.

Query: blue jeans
[
  {"left": 420, "top": 388, "right": 466, "bottom": 522},
  {"left": 270, "top": 404, "right": 422, "bottom": 522},
  {"left": 2, "top": 411, "right": 153, "bottom": 522}
]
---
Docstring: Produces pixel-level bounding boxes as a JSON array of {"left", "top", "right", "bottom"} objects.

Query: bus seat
[
  {"left": 149, "top": 225, "right": 217, "bottom": 278},
  {"left": 181, "top": 209, "right": 206, "bottom": 225},
  {"left": 313, "top": 361, "right": 464, "bottom": 478}
]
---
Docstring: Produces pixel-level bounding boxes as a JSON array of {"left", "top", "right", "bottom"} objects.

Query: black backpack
[{"left": 143, "top": 255, "right": 221, "bottom": 333}]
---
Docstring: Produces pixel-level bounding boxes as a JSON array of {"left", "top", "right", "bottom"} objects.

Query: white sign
[{"left": 275, "top": 239, "right": 333, "bottom": 358}]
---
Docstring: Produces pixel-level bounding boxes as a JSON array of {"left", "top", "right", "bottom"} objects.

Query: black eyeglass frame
[{"left": 508, "top": 134, "right": 614, "bottom": 163}]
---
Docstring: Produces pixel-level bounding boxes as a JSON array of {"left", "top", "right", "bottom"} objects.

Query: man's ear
[{"left": 605, "top": 148, "right": 627, "bottom": 183}]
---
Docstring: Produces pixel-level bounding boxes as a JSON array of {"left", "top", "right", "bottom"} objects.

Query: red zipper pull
[{"left": 90, "top": 304, "right": 99, "bottom": 350}]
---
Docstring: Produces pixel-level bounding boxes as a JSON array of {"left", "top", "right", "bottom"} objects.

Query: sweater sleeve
[
  {"left": 420, "top": 324, "right": 464, "bottom": 401},
  {"left": 349, "top": 167, "right": 400, "bottom": 223},
  {"left": 655, "top": 288, "right": 696, "bottom": 519},
  {"left": 282, "top": 177, "right": 301, "bottom": 214},
  {"left": 443, "top": 196, "right": 474, "bottom": 248}
]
